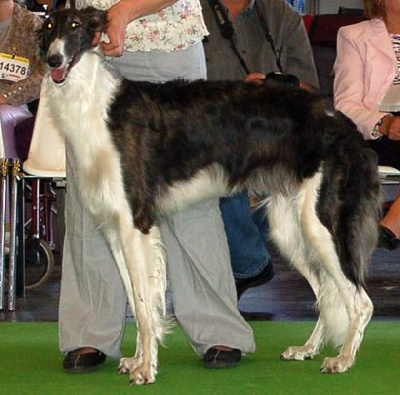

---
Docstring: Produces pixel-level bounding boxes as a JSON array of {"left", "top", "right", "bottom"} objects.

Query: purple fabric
[{"left": 0, "top": 104, "right": 33, "bottom": 159}]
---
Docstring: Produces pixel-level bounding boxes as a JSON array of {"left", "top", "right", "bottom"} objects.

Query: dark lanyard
[{"left": 208, "top": 0, "right": 283, "bottom": 74}]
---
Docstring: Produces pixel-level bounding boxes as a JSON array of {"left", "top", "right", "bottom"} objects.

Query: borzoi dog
[{"left": 40, "top": 7, "right": 381, "bottom": 385}]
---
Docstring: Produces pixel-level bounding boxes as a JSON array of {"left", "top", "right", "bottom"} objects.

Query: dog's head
[{"left": 41, "top": 7, "right": 108, "bottom": 84}]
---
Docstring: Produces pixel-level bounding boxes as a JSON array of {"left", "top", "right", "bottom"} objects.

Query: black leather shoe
[
  {"left": 203, "top": 347, "right": 241, "bottom": 369},
  {"left": 235, "top": 262, "right": 275, "bottom": 300},
  {"left": 378, "top": 225, "right": 400, "bottom": 250},
  {"left": 63, "top": 348, "right": 106, "bottom": 373}
]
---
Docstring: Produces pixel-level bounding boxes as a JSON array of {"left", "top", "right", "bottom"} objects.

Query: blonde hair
[{"left": 363, "top": 0, "right": 386, "bottom": 19}]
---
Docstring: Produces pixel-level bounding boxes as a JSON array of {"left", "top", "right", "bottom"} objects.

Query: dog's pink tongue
[{"left": 50, "top": 68, "right": 67, "bottom": 83}]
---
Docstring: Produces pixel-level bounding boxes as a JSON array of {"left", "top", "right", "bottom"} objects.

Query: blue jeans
[{"left": 220, "top": 191, "right": 271, "bottom": 279}]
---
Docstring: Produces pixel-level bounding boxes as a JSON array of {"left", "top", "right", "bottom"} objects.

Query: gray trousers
[{"left": 58, "top": 43, "right": 255, "bottom": 359}]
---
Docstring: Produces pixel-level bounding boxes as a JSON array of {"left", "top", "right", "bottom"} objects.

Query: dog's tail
[
  {"left": 336, "top": 146, "right": 381, "bottom": 288},
  {"left": 316, "top": 113, "right": 379, "bottom": 348},
  {"left": 318, "top": 112, "right": 381, "bottom": 288}
]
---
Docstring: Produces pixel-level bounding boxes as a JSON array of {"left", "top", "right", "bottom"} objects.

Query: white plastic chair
[{"left": 23, "top": 86, "right": 66, "bottom": 178}]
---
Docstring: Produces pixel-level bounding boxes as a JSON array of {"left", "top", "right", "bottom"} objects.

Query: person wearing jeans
[{"left": 201, "top": 0, "right": 319, "bottom": 300}]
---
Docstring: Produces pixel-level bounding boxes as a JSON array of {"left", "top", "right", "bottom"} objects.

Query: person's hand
[
  {"left": 101, "top": 2, "right": 132, "bottom": 57},
  {"left": 245, "top": 73, "right": 266, "bottom": 85},
  {"left": 381, "top": 115, "right": 400, "bottom": 141},
  {"left": 299, "top": 81, "right": 317, "bottom": 93}
]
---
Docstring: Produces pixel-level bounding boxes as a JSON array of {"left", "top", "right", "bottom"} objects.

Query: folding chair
[
  {"left": 0, "top": 84, "right": 66, "bottom": 311},
  {"left": 17, "top": 86, "right": 66, "bottom": 305}
]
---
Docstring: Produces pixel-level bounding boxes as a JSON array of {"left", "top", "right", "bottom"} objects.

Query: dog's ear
[
  {"left": 82, "top": 6, "right": 108, "bottom": 34},
  {"left": 39, "top": 16, "right": 52, "bottom": 60},
  {"left": 80, "top": 7, "right": 108, "bottom": 47}
]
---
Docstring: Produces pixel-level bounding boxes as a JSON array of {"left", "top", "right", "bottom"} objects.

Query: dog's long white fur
[{"left": 43, "top": 19, "right": 375, "bottom": 383}]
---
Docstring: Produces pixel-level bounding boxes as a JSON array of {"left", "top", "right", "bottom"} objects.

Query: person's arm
[
  {"left": 334, "top": 26, "right": 383, "bottom": 140},
  {"left": 0, "top": 57, "right": 44, "bottom": 106},
  {"left": 102, "top": 0, "right": 178, "bottom": 56},
  {"left": 0, "top": 14, "right": 44, "bottom": 106}
]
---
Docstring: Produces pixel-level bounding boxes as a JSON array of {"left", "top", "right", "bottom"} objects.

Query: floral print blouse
[{"left": 76, "top": 0, "right": 209, "bottom": 52}]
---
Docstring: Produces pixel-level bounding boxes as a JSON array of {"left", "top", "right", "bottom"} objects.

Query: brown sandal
[{"left": 63, "top": 348, "right": 106, "bottom": 373}]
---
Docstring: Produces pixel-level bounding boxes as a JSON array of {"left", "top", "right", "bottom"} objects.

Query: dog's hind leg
[
  {"left": 319, "top": 283, "right": 373, "bottom": 373},
  {"left": 292, "top": 173, "right": 372, "bottom": 373},
  {"left": 104, "top": 220, "right": 167, "bottom": 385},
  {"left": 267, "top": 193, "right": 325, "bottom": 361}
]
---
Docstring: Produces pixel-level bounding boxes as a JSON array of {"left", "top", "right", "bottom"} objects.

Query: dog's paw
[
  {"left": 280, "top": 345, "right": 317, "bottom": 361},
  {"left": 118, "top": 357, "right": 156, "bottom": 385},
  {"left": 118, "top": 357, "right": 141, "bottom": 375},
  {"left": 320, "top": 355, "right": 354, "bottom": 373},
  {"left": 129, "top": 364, "right": 156, "bottom": 385}
]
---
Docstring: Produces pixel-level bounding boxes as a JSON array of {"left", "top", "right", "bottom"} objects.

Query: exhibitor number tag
[{"left": 0, "top": 53, "right": 29, "bottom": 82}]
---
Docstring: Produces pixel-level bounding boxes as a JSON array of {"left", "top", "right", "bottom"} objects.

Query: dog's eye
[
  {"left": 45, "top": 22, "right": 53, "bottom": 30},
  {"left": 71, "top": 22, "right": 80, "bottom": 29}
]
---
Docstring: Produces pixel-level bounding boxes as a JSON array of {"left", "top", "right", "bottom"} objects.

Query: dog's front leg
[
  {"left": 119, "top": 329, "right": 143, "bottom": 376},
  {"left": 115, "top": 225, "right": 167, "bottom": 385},
  {"left": 103, "top": 234, "right": 147, "bottom": 381}
]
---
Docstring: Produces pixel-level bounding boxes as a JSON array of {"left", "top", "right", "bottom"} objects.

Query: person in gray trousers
[{"left": 59, "top": 0, "right": 255, "bottom": 374}]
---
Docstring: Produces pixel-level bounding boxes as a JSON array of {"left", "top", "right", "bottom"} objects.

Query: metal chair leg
[
  {"left": 16, "top": 174, "right": 25, "bottom": 298},
  {"left": 7, "top": 159, "right": 20, "bottom": 311},
  {"left": 0, "top": 159, "right": 8, "bottom": 310}
]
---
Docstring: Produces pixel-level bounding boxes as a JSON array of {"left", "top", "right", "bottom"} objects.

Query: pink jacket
[{"left": 334, "top": 18, "right": 397, "bottom": 139}]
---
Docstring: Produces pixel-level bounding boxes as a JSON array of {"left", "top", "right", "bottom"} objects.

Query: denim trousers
[{"left": 220, "top": 191, "right": 271, "bottom": 279}]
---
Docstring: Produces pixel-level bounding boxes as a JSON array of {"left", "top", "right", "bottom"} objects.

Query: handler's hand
[
  {"left": 101, "top": 2, "right": 131, "bottom": 57},
  {"left": 245, "top": 73, "right": 266, "bottom": 85}
]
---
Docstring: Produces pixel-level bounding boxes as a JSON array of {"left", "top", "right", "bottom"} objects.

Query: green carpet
[{"left": 1, "top": 321, "right": 399, "bottom": 394}]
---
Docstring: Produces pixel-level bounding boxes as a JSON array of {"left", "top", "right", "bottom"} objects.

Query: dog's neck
[
  {"left": 44, "top": 48, "right": 118, "bottom": 111},
  {"left": 43, "top": 49, "right": 120, "bottom": 158}
]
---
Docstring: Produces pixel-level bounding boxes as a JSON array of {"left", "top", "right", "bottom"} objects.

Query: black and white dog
[{"left": 40, "top": 7, "right": 381, "bottom": 385}]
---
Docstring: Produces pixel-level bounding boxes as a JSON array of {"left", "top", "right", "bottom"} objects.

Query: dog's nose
[{"left": 47, "top": 54, "right": 63, "bottom": 68}]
